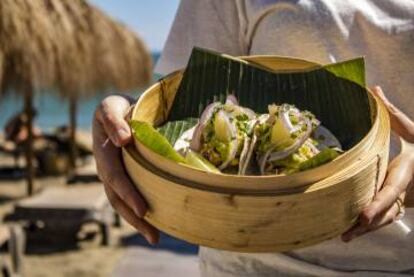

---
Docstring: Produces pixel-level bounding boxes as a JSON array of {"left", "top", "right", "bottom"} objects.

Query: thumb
[
  {"left": 372, "top": 86, "right": 414, "bottom": 143},
  {"left": 96, "top": 95, "right": 134, "bottom": 147}
]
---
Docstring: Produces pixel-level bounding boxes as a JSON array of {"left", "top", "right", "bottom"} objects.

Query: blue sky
[{"left": 89, "top": 0, "right": 180, "bottom": 51}]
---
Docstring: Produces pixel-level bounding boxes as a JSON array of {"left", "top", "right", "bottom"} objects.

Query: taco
[
  {"left": 253, "top": 104, "right": 342, "bottom": 175},
  {"left": 176, "top": 95, "right": 257, "bottom": 174}
]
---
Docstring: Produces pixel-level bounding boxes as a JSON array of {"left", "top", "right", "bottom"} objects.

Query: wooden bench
[{"left": 5, "top": 185, "right": 116, "bottom": 246}]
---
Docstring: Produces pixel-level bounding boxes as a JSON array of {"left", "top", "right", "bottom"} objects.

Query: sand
[
  {"left": 0, "top": 152, "right": 201, "bottom": 277},
  {"left": 0, "top": 154, "right": 136, "bottom": 277}
]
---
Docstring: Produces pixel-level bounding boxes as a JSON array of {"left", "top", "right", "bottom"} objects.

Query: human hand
[
  {"left": 342, "top": 86, "right": 414, "bottom": 242},
  {"left": 93, "top": 95, "right": 159, "bottom": 244}
]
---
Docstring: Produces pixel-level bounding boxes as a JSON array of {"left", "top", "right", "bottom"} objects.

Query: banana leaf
[
  {"left": 167, "top": 47, "right": 372, "bottom": 150},
  {"left": 157, "top": 118, "right": 198, "bottom": 146}
]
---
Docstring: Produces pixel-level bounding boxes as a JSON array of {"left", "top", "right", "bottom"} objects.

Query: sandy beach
[
  {"left": 0, "top": 154, "right": 127, "bottom": 277},
  {"left": 0, "top": 150, "right": 200, "bottom": 277}
]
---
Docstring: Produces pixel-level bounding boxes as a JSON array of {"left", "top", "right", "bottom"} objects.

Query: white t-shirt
[{"left": 155, "top": 0, "right": 414, "bottom": 276}]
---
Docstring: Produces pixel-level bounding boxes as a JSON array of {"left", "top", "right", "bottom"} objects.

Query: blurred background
[
  {"left": 0, "top": 0, "right": 178, "bottom": 131},
  {"left": 0, "top": 1, "right": 202, "bottom": 277}
]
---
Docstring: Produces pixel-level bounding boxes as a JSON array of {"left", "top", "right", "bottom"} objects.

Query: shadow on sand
[
  {"left": 121, "top": 232, "right": 198, "bottom": 255},
  {"left": 0, "top": 167, "right": 26, "bottom": 180}
]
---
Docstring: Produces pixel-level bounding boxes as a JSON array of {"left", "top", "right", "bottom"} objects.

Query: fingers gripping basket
[{"left": 122, "top": 55, "right": 390, "bottom": 252}]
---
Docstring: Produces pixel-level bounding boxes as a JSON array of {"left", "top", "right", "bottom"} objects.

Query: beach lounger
[
  {"left": 4, "top": 185, "right": 115, "bottom": 246},
  {"left": 0, "top": 224, "right": 25, "bottom": 277},
  {"left": 0, "top": 131, "right": 93, "bottom": 176},
  {"left": 0, "top": 136, "right": 22, "bottom": 169},
  {"left": 66, "top": 157, "right": 100, "bottom": 184}
]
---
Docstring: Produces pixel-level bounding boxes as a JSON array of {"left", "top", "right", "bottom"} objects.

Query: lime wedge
[
  {"left": 184, "top": 150, "right": 221, "bottom": 173},
  {"left": 299, "top": 148, "right": 339, "bottom": 171},
  {"left": 271, "top": 117, "right": 294, "bottom": 147},
  {"left": 130, "top": 120, "right": 185, "bottom": 163},
  {"left": 214, "top": 110, "right": 232, "bottom": 142}
]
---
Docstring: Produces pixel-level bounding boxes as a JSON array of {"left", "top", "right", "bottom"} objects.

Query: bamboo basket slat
[{"left": 123, "top": 56, "right": 390, "bottom": 252}]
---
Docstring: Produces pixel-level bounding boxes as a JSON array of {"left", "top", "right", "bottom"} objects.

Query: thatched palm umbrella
[{"left": 0, "top": 0, "right": 151, "bottom": 195}]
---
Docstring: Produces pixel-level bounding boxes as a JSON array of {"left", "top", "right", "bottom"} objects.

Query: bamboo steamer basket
[{"left": 122, "top": 56, "right": 390, "bottom": 252}]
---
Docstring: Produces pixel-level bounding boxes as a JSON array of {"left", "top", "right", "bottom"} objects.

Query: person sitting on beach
[
  {"left": 4, "top": 109, "right": 42, "bottom": 145},
  {"left": 93, "top": 0, "right": 414, "bottom": 275},
  {"left": 4, "top": 109, "right": 42, "bottom": 166}
]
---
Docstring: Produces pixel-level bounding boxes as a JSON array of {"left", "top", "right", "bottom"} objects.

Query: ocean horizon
[{"left": 0, "top": 52, "right": 161, "bottom": 132}]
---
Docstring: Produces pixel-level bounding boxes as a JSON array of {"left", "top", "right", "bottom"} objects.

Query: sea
[{"left": 0, "top": 52, "right": 161, "bottom": 132}]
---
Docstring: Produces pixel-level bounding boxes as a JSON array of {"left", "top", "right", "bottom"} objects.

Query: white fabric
[{"left": 155, "top": 0, "right": 414, "bottom": 276}]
